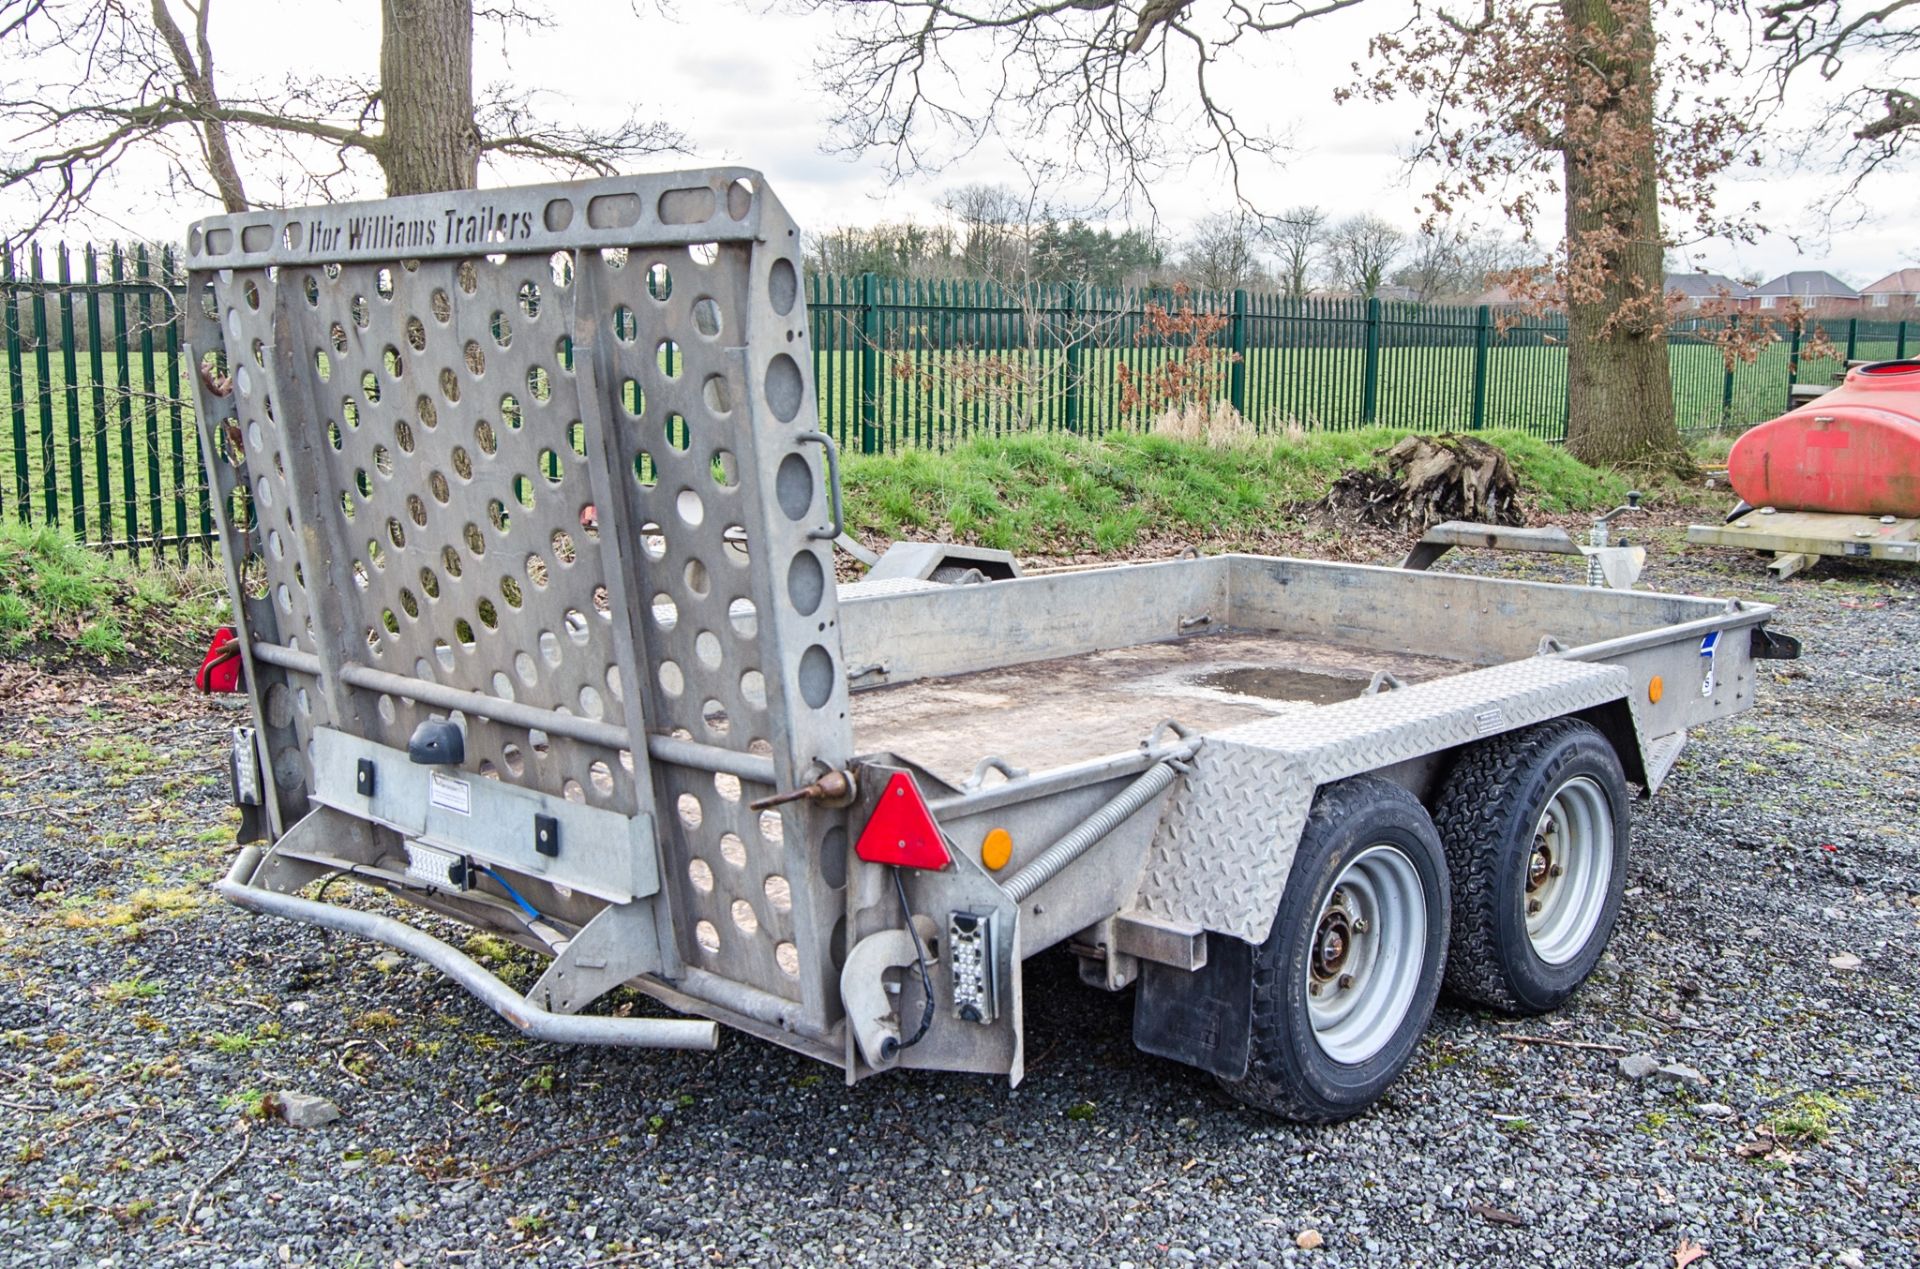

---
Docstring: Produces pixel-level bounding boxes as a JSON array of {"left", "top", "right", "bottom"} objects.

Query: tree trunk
[
  {"left": 378, "top": 0, "right": 479, "bottom": 195},
  {"left": 1559, "top": 0, "right": 1684, "bottom": 470}
]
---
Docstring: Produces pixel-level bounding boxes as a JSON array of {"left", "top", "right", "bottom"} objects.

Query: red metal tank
[{"left": 1726, "top": 360, "right": 1920, "bottom": 518}]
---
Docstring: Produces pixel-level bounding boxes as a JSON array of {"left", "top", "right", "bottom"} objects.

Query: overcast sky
[{"left": 3, "top": 0, "right": 1913, "bottom": 286}]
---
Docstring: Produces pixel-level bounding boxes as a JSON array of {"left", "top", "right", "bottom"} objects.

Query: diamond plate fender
[{"left": 1137, "top": 657, "right": 1634, "bottom": 944}]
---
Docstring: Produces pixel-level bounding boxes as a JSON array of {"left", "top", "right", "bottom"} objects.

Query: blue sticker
[{"left": 1699, "top": 631, "right": 1719, "bottom": 696}]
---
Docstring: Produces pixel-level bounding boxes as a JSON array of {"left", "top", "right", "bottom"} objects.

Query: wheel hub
[
  {"left": 1524, "top": 776, "right": 1616, "bottom": 966},
  {"left": 1313, "top": 907, "right": 1353, "bottom": 980}
]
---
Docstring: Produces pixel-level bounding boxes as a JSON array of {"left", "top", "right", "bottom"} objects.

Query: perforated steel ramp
[{"left": 193, "top": 171, "right": 852, "bottom": 1046}]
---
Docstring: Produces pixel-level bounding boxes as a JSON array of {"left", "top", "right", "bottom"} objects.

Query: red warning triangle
[{"left": 854, "top": 772, "right": 952, "bottom": 871}]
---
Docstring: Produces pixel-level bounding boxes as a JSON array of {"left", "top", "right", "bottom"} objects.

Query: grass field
[{"left": 0, "top": 332, "right": 1880, "bottom": 555}]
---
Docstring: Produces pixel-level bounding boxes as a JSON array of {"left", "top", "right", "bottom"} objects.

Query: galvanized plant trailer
[{"left": 192, "top": 171, "right": 1799, "bottom": 1122}]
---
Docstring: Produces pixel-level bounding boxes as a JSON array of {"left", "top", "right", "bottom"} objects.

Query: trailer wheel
[
  {"left": 1217, "top": 776, "right": 1449, "bottom": 1124},
  {"left": 1434, "top": 718, "right": 1629, "bottom": 1015}
]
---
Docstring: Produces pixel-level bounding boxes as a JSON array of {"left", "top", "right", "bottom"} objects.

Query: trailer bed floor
[{"left": 850, "top": 630, "right": 1471, "bottom": 784}]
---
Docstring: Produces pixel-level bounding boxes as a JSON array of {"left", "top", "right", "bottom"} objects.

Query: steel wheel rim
[
  {"left": 1305, "top": 844, "right": 1428, "bottom": 1065},
  {"left": 1525, "top": 775, "right": 1614, "bottom": 965}
]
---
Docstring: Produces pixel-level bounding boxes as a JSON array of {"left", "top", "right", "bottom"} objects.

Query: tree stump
[{"left": 1321, "top": 434, "right": 1522, "bottom": 531}]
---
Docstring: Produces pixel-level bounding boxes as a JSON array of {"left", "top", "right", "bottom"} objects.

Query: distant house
[
  {"left": 1665, "top": 272, "right": 1750, "bottom": 308},
  {"left": 1746, "top": 270, "right": 1861, "bottom": 312},
  {"left": 1861, "top": 268, "right": 1920, "bottom": 310}
]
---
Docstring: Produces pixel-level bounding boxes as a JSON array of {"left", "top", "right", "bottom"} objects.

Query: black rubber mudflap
[{"left": 1131, "top": 936, "right": 1254, "bottom": 1080}]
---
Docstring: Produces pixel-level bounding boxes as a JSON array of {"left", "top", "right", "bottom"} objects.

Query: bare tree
[
  {"left": 1327, "top": 214, "right": 1403, "bottom": 299},
  {"left": 1180, "top": 210, "right": 1265, "bottom": 291},
  {"left": 1393, "top": 221, "right": 1519, "bottom": 302},
  {"left": 804, "top": 0, "right": 1754, "bottom": 466},
  {"left": 941, "top": 182, "right": 1029, "bottom": 277},
  {"left": 0, "top": 0, "right": 686, "bottom": 232},
  {"left": 1268, "top": 204, "right": 1326, "bottom": 301},
  {"left": 800, "top": 0, "right": 1362, "bottom": 207},
  {"left": 1760, "top": 0, "right": 1920, "bottom": 193}
]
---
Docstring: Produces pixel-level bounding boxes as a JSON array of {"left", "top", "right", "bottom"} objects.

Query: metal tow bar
[{"left": 217, "top": 849, "right": 718, "bottom": 1051}]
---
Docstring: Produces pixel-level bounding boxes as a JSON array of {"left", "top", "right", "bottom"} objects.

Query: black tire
[
  {"left": 1216, "top": 776, "right": 1449, "bottom": 1124},
  {"left": 1433, "top": 718, "right": 1630, "bottom": 1015}
]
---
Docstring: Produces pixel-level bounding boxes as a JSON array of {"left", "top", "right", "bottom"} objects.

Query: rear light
[
  {"left": 855, "top": 772, "right": 951, "bottom": 870},
  {"left": 196, "top": 627, "right": 244, "bottom": 693}
]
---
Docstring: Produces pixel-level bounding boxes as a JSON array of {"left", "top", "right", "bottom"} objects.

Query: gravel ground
[{"left": 2, "top": 521, "right": 1917, "bottom": 1268}]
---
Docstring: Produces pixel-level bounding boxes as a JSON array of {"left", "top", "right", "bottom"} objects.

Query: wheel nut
[
  {"left": 1338, "top": 973, "right": 1354, "bottom": 990},
  {"left": 1353, "top": 918, "right": 1369, "bottom": 934},
  {"left": 1527, "top": 899, "right": 1542, "bottom": 915},
  {"left": 1550, "top": 865, "right": 1564, "bottom": 878},
  {"left": 1309, "top": 981, "right": 1322, "bottom": 996}
]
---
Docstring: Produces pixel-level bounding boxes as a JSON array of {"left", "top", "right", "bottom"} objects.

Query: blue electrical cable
[{"left": 474, "top": 863, "right": 543, "bottom": 922}]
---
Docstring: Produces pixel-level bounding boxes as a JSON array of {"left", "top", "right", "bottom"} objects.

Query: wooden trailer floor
[{"left": 849, "top": 630, "right": 1470, "bottom": 786}]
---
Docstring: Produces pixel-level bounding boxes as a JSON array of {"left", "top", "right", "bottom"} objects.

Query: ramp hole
[
  {"left": 405, "top": 315, "right": 426, "bottom": 352},
  {"left": 439, "top": 368, "right": 461, "bottom": 403},
  {"left": 434, "top": 640, "right": 455, "bottom": 672},
  {"left": 490, "top": 313, "right": 512, "bottom": 349},
  {"left": 464, "top": 340, "right": 487, "bottom": 375},
  {"left": 677, "top": 793, "right": 703, "bottom": 828},
  {"left": 513, "top": 651, "right": 536, "bottom": 686},
  {"left": 651, "top": 593, "right": 677, "bottom": 628},
  {"left": 419, "top": 566, "right": 440, "bottom": 599},
  {"left": 621, "top": 377, "right": 644, "bottom": 416},
  {"left": 700, "top": 698, "right": 730, "bottom": 735},
  {"left": 740, "top": 669, "right": 766, "bottom": 709},
  {"left": 350, "top": 294, "right": 368, "bottom": 327},
  {"left": 491, "top": 671, "right": 515, "bottom": 701},
  {"left": 528, "top": 365, "right": 551, "bottom": 402},
  {"left": 395, "top": 420, "right": 416, "bottom": 454},
  {"left": 567, "top": 420, "right": 587, "bottom": 457},
  {"left": 728, "top": 597, "right": 758, "bottom": 639},
  {"left": 613, "top": 304, "right": 635, "bottom": 342},
  {"left": 501, "top": 394, "right": 523, "bottom": 430},
  {"left": 720, "top": 832, "right": 748, "bottom": 868},
  {"left": 417, "top": 395, "right": 438, "bottom": 429},
  {"left": 588, "top": 760, "right": 613, "bottom": 796},
  {"left": 475, "top": 419, "right": 498, "bottom": 455},
  {"left": 775, "top": 942, "right": 799, "bottom": 978},
  {"left": 606, "top": 665, "right": 623, "bottom": 701},
  {"left": 457, "top": 260, "right": 478, "bottom": 295},
  {"left": 538, "top": 630, "right": 560, "bottom": 666},
  {"left": 434, "top": 471, "right": 454, "bottom": 505},
  {"left": 579, "top": 685, "right": 604, "bottom": 719},
  {"left": 688, "top": 858, "right": 714, "bottom": 893},
  {"left": 518, "top": 280, "right": 542, "bottom": 318},
  {"left": 383, "top": 346, "right": 404, "bottom": 378},
  {"left": 526, "top": 553, "right": 550, "bottom": 589},
  {"left": 684, "top": 557, "right": 711, "bottom": 597},
  {"left": 694, "top": 630, "right": 722, "bottom": 670},
  {"left": 500, "top": 576, "right": 522, "bottom": 609},
  {"left": 677, "top": 489, "right": 705, "bottom": 527},
  {"left": 689, "top": 242, "right": 719, "bottom": 266},
  {"left": 375, "top": 267, "right": 395, "bottom": 299},
  {"left": 314, "top": 349, "right": 332, "bottom": 381},
  {"left": 431, "top": 289, "right": 451, "bottom": 322},
  {"left": 634, "top": 450, "right": 658, "bottom": 488},
  {"left": 563, "top": 608, "right": 589, "bottom": 644},
  {"left": 764, "top": 875, "right": 792, "bottom": 914},
  {"left": 695, "top": 921, "right": 720, "bottom": 955},
  {"left": 658, "top": 659, "right": 683, "bottom": 697},
  {"left": 406, "top": 494, "right": 427, "bottom": 528},
  {"left": 602, "top": 246, "right": 630, "bottom": 270},
  {"left": 647, "top": 263, "right": 671, "bottom": 300},
  {"left": 657, "top": 339, "right": 680, "bottom": 379},
  {"left": 529, "top": 729, "right": 550, "bottom": 759},
  {"left": 714, "top": 772, "right": 741, "bottom": 803},
  {"left": 550, "top": 529, "right": 576, "bottom": 563},
  {"left": 702, "top": 375, "right": 733, "bottom": 417},
  {"left": 712, "top": 450, "right": 738, "bottom": 489},
  {"left": 454, "top": 618, "right": 476, "bottom": 649},
  {"left": 757, "top": 811, "right": 783, "bottom": 846},
  {"left": 692, "top": 298, "right": 722, "bottom": 338},
  {"left": 730, "top": 899, "right": 758, "bottom": 936},
  {"left": 548, "top": 251, "right": 573, "bottom": 287},
  {"left": 562, "top": 778, "right": 585, "bottom": 804}
]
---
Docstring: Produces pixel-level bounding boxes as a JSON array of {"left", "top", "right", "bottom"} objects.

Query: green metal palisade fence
[{"left": 1, "top": 246, "right": 1912, "bottom": 554}]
